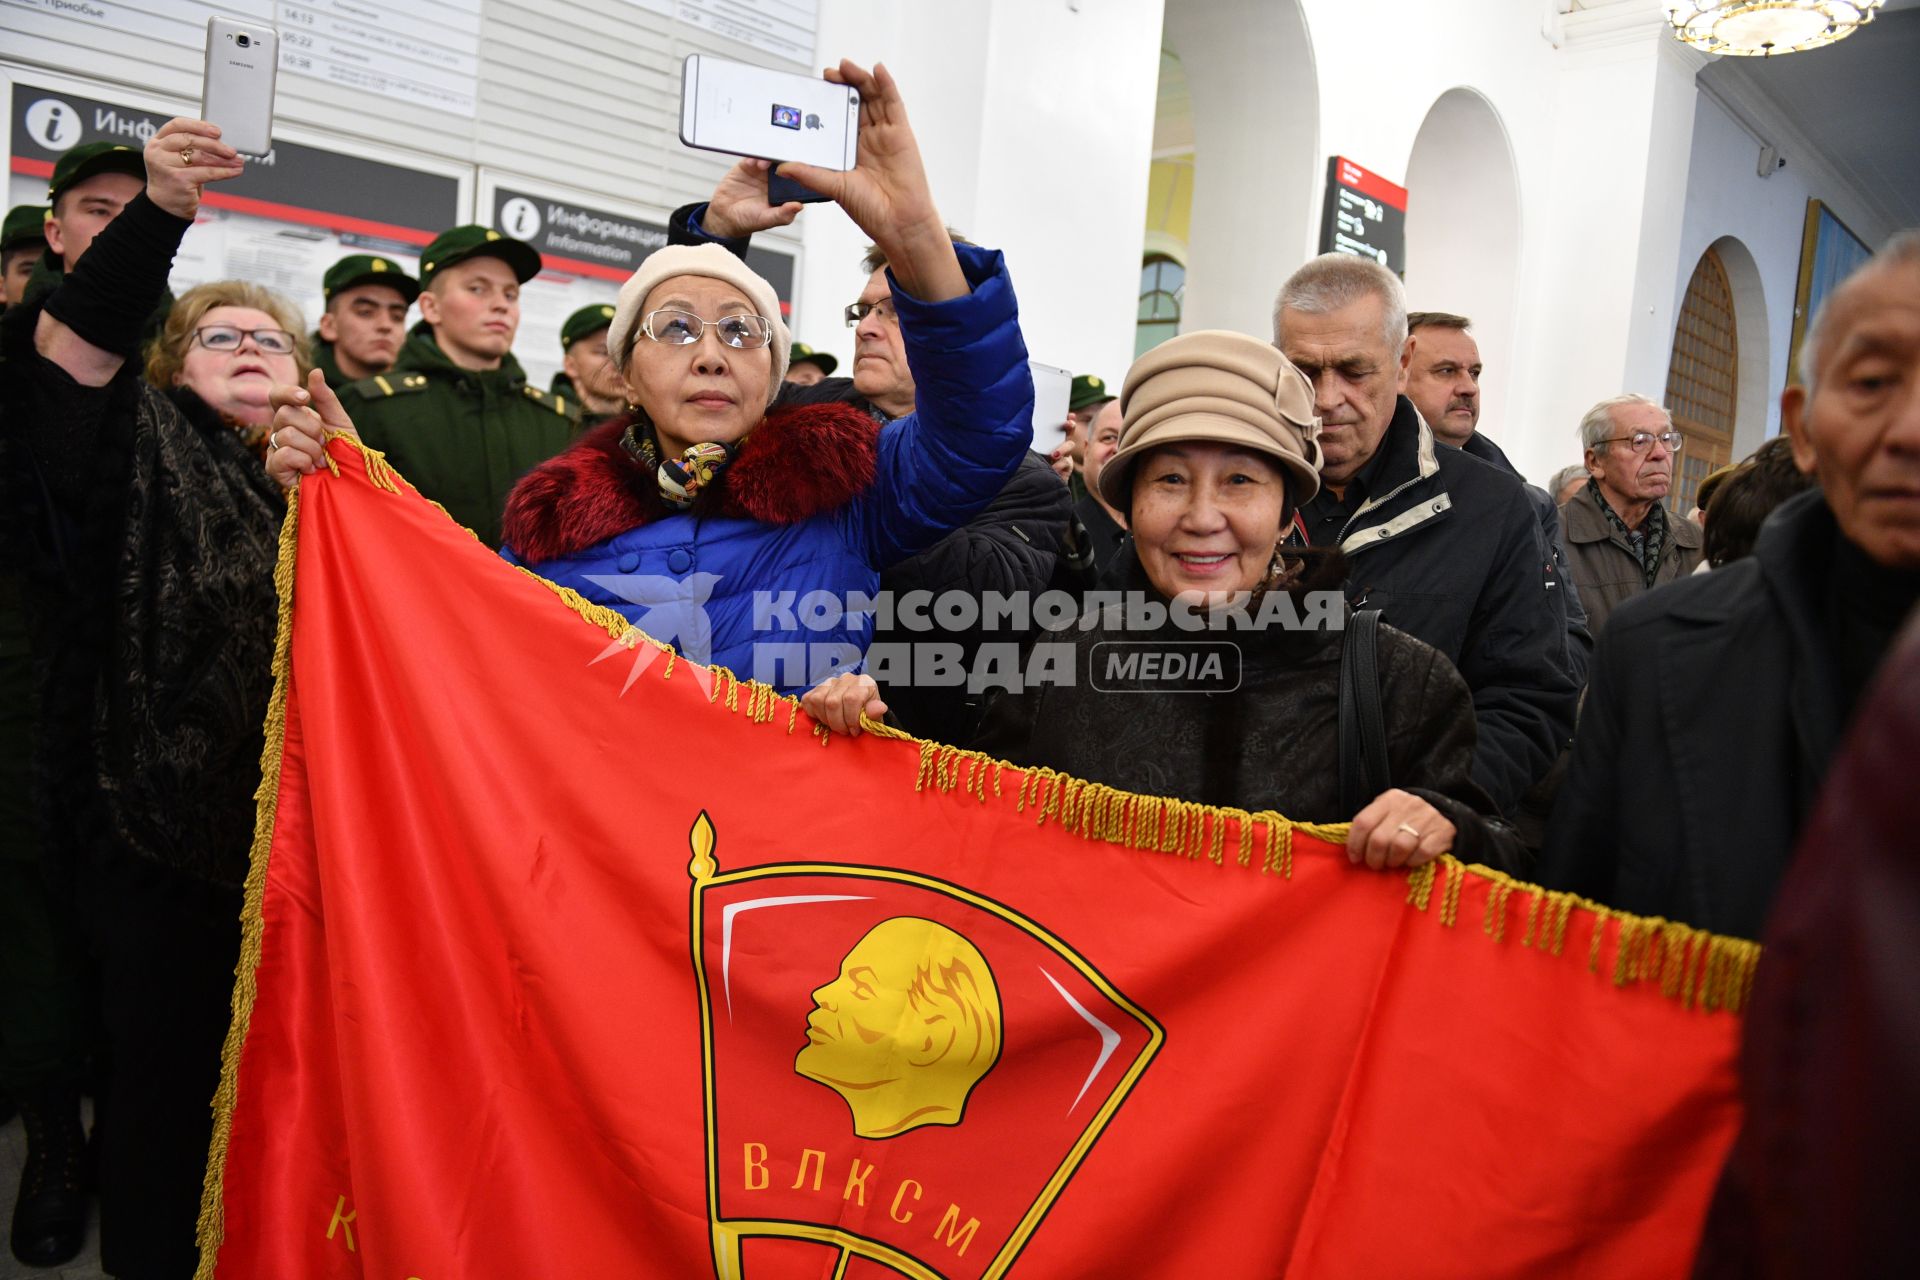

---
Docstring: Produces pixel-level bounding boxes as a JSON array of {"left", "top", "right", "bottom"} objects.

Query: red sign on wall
[{"left": 1320, "top": 156, "right": 1408, "bottom": 275}]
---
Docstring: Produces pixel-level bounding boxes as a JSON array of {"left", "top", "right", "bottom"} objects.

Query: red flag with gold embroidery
[{"left": 197, "top": 440, "right": 1754, "bottom": 1279}]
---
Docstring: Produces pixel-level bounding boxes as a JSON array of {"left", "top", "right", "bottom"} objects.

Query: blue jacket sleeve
[{"left": 852, "top": 243, "right": 1035, "bottom": 569}]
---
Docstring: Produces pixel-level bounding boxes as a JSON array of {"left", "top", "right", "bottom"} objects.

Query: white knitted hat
[{"left": 607, "top": 244, "right": 791, "bottom": 402}]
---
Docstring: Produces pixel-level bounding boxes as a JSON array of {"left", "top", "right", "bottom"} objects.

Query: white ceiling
[{"left": 1698, "top": 4, "right": 1920, "bottom": 230}]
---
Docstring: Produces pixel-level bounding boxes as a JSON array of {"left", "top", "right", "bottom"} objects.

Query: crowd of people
[{"left": 0, "top": 55, "right": 1914, "bottom": 1278}]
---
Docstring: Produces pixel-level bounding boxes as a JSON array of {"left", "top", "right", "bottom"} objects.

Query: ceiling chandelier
[{"left": 1667, "top": 1, "right": 1883, "bottom": 56}]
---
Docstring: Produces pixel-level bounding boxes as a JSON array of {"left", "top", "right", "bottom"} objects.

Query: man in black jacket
[
  {"left": 1539, "top": 231, "right": 1920, "bottom": 939},
  {"left": 1403, "top": 309, "right": 1591, "bottom": 688},
  {"left": 668, "top": 162, "right": 1069, "bottom": 745},
  {"left": 1275, "top": 255, "right": 1578, "bottom": 815}
]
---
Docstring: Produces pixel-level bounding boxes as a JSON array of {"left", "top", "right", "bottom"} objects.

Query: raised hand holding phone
[
  {"left": 145, "top": 118, "right": 244, "bottom": 219},
  {"left": 700, "top": 158, "right": 806, "bottom": 239},
  {"left": 777, "top": 61, "right": 967, "bottom": 305}
]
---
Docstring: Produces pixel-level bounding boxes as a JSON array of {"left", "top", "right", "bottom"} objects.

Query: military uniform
[
  {"left": 311, "top": 253, "right": 418, "bottom": 390},
  {"left": 557, "top": 301, "right": 620, "bottom": 430},
  {"left": 310, "top": 335, "right": 347, "bottom": 388},
  {"left": 20, "top": 144, "right": 171, "bottom": 345},
  {"left": 342, "top": 226, "right": 576, "bottom": 548},
  {"left": 788, "top": 341, "right": 838, "bottom": 377},
  {"left": 1064, "top": 372, "right": 1111, "bottom": 503},
  {"left": 2, "top": 204, "right": 48, "bottom": 311}
]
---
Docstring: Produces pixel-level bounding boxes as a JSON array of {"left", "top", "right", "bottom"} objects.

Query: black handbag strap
[{"left": 1338, "top": 609, "right": 1392, "bottom": 815}]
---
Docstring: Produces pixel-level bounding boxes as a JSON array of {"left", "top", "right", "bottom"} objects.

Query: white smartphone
[
  {"left": 680, "top": 54, "right": 860, "bottom": 171},
  {"left": 202, "top": 17, "right": 278, "bottom": 156},
  {"left": 1030, "top": 361, "right": 1073, "bottom": 449}
]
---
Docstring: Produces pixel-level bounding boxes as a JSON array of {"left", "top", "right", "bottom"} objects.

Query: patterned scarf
[
  {"left": 621, "top": 420, "right": 735, "bottom": 510},
  {"left": 1588, "top": 476, "right": 1669, "bottom": 589}
]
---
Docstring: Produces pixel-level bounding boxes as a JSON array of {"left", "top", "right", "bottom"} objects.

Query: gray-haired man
[
  {"left": 1559, "top": 393, "right": 1704, "bottom": 635},
  {"left": 1274, "top": 253, "right": 1577, "bottom": 820}
]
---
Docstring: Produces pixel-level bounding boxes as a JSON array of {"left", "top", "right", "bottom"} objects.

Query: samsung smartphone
[
  {"left": 202, "top": 17, "right": 278, "bottom": 156},
  {"left": 680, "top": 54, "right": 860, "bottom": 171},
  {"left": 1030, "top": 361, "right": 1073, "bottom": 449}
]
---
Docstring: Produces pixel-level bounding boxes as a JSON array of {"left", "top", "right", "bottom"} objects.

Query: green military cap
[
  {"left": 1069, "top": 373, "right": 1112, "bottom": 411},
  {"left": 323, "top": 253, "right": 420, "bottom": 304},
  {"left": 418, "top": 224, "right": 541, "bottom": 287},
  {"left": 789, "top": 342, "right": 837, "bottom": 376},
  {"left": 1, "top": 205, "right": 48, "bottom": 255},
  {"left": 560, "top": 302, "right": 617, "bottom": 349},
  {"left": 47, "top": 141, "right": 145, "bottom": 205}
]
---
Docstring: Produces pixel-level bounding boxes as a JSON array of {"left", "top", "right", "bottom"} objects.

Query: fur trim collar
[{"left": 502, "top": 401, "right": 880, "bottom": 563}]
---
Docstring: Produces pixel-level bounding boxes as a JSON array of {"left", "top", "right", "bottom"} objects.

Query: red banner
[{"left": 197, "top": 439, "right": 1754, "bottom": 1279}]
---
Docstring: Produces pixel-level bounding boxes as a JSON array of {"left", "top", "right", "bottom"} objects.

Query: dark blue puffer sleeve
[{"left": 852, "top": 243, "right": 1034, "bottom": 568}]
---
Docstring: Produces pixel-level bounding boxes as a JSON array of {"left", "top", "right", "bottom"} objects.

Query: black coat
[
  {"left": 1460, "top": 431, "right": 1592, "bottom": 689},
  {"left": 1694, "top": 614, "right": 1920, "bottom": 1279},
  {"left": 1302, "top": 399, "right": 1579, "bottom": 814},
  {"left": 1075, "top": 490, "right": 1131, "bottom": 590},
  {"left": 770, "top": 376, "right": 1071, "bottom": 744},
  {"left": 2, "top": 294, "right": 282, "bottom": 890},
  {"left": 971, "top": 594, "right": 1525, "bottom": 871},
  {"left": 1538, "top": 491, "right": 1900, "bottom": 938}
]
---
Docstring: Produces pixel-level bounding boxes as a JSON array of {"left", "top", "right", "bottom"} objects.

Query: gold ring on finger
[
  {"left": 181, "top": 144, "right": 195, "bottom": 166},
  {"left": 1395, "top": 822, "right": 1422, "bottom": 838}
]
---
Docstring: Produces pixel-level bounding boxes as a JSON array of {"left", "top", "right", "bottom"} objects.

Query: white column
[
  {"left": 1502, "top": 8, "right": 1707, "bottom": 479},
  {"left": 798, "top": 0, "right": 1166, "bottom": 391}
]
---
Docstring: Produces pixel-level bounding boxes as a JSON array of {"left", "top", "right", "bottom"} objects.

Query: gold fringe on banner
[
  {"left": 203, "top": 436, "right": 1766, "bottom": 1270},
  {"left": 194, "top": 481, "right": 302, "bottom": 1278}
]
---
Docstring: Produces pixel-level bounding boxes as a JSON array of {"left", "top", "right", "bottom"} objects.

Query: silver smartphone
[
  {"left": 679, "top": 54, "right": 860, "bottom": 171},
  {"left": 202, "top": 17, "right": 278, "bottom": 156},
  {"left": 1030, "top": 361, "right": 1073, "bottom": 449}
]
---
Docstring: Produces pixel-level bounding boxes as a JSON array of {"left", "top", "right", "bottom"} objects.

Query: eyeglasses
[
  {"left": 843, "top": 298, "right": 897, "bottom": 328},
  {"left": 1597, "top": 431, "right": 1684, "bottom": 453},
  {"left": 191, "top": 324, "right": 297, "bottom": 355},
  {"left": 640, "top": 309, "right": 773, "bottom": 349}
]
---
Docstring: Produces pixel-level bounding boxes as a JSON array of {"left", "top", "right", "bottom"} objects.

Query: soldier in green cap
[
  {"left": 1049, "top": 372, "right": 1113, "bottom": 494},
  {"left": 312, "top": 253, "right": 419, "bottom": 389},
  {"left": 22, "top": 140, "right": 173, "bottom": 331},
  {"left": 554, "top": 301, "right": 624, "bottom": 428},
  {"left": 785, "top": 341, "right": 838, "bottom": 386},
  {"left": 340, "top": 225, "right": 578, "bottom": 547},
  {"left": 1, "top": 204, "right": 47, "bottom": 307}
]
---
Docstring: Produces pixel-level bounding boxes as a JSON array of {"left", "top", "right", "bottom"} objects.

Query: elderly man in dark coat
[{"left": 1539, "top": 230, "right": 1920, "bottom": 939}]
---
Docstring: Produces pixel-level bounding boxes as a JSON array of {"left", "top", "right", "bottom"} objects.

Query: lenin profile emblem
[{"left": 686, "top": 812, "right": 1163, "bottom": 1279}]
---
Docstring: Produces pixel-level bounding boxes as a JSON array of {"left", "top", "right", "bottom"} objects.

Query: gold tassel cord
[
  {"left": 194, "top": 487, "right": 302, "bottom": 1277},
  {"left": 340, "top": 437, "right": 1765, "bottom": 1013}
]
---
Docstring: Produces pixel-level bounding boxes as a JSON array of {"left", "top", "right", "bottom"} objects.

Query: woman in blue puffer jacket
[{"left": 498, "top": 60, "right": 1033, "bottom": 693}]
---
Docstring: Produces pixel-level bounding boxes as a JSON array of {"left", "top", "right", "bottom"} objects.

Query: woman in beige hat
[{"left": 806, "top": 330, "right": 1522, "bottom": 871}]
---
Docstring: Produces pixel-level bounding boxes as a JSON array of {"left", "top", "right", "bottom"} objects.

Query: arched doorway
[
  {"left": 1664, "top": 246, "right": 1740, "bottom": 514},
  {"left": 1706, "top": 235, "right": 1771, "bottom": 456},
  {"left": 1403, "top": 88, "right": 1523, "bottom": 446},
  {"left": 1158, "top": 0, "right": 1318, "bottom": 336}
]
